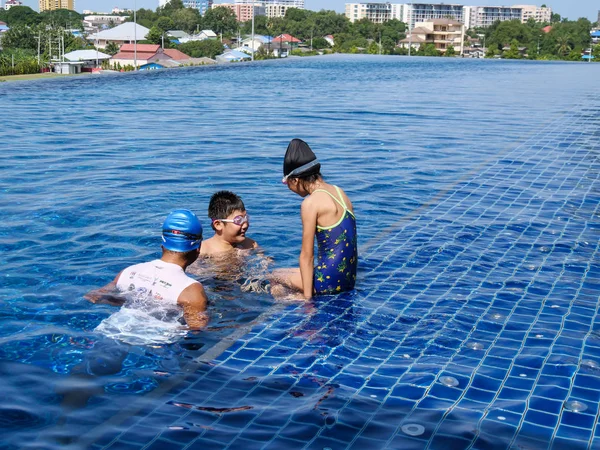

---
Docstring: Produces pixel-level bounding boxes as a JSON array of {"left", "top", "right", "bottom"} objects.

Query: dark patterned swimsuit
[{"left": 313, "top": 186, "right": 358, "bottom": 295}]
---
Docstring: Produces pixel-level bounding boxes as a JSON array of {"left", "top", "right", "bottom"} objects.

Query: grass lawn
[{"left": 0, "top": 72, "right": 90, "bottom": 82}]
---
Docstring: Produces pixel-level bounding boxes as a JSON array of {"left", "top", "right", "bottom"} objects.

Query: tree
[
  {"left": 240, "top": 15, "right": 269, "bottom": 36},
  {"left": 159, "top": 0, "right": 184, "bottom": 16},
  {"left": 105, "top": 42, "right": 120, "bottom": 55},
  {"left": 311, "top": 36, "right": 330, "bottom": 49},
  {"left": 4, "top": 6, "right": 40, "bottom": 27},
  {"left": 177, "top": 39, "right": 224, "bottom": 59},
  {"left": 156, "top": 16, "right": 175, "bottom": 33},
  {"left": 40, "top": 9, "right": 82, "bottom": 28},
  {"left": 444, "top": 45, "right": 456, "bottom": 56},
  {"left": 0, "top": 25, "right": 36, "bottom": 51},
  {"left": 420, "top": 43, "right": 441, "bottom": 56},
  {"left": 551, "top": 13, "right": 561, "bottom": 23},
  {"left": 503, "top": 39, "right": 521, "bottom": 59},
  {"left": 171, "top": 8, "right": 201, "bottom": 34},
  {"left": 555, "top": 34, "right": 572, "bottom": 56},
  {"left": 202, "top": 6, "right": 237, "bottom": 36},
  {"left": 146, "top": 26, "right": 168, "bottom": 46}
]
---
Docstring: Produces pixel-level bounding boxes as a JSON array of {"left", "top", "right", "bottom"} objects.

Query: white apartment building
[
  {"left": 345, "top": 3, "right": 393, "bottom": 24},
  {"left": 390, "top": 3, "right": 403, "bottom": 20},
  {"left": 514, "top": 4, "right": 551, "bottom": 23},
  {"left": 346, "top": 3, "right": 551, "bottom": 29},
  {"left": 402, "top": 3, "right": 464, "bottom": 29}
]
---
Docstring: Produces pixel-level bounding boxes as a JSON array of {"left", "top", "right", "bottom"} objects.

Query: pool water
[{"left": 1, "top": 55, "right": 599, "bottom": 449}]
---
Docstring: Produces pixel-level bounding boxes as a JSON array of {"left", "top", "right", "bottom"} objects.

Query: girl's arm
[{"left": 299, "top": 200, "right": 318, "bottom": 299}]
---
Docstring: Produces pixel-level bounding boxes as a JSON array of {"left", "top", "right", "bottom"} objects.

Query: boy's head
[{"left": 208, "top": 191, "right": 249, "bottom": 244}]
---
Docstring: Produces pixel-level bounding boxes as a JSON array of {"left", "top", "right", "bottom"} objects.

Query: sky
[{"left": 13, "top": 0, "right": 600, "bottom": 22}]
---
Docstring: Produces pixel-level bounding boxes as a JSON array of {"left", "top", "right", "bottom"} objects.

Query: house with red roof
[
  {"left": 273, "top": 34, "right": 301, "bottom": 44},
  {"left": 110, "top": 44, "right": 193, "bottom": 68},
  {"left": 542, "top": 25, "right": 553, "bottom": 34}
]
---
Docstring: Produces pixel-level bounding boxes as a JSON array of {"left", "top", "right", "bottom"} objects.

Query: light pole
[
  {"left": 407, "top": 2, "right": 412, "bottom": 56},
  {"left": 133, "top": 0, "right": 137, "bottom": 70},
  {"left": 251, "top": 1, "right": 255, "bottom": 61}
]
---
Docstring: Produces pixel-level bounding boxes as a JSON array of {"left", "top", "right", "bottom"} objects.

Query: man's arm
[
  {"left": 299, "top": 199, "right": 318, "bottom": 299},
  {"left": 178, "top": 283, "right": 209, "bottom": 330},
  {"left": 84, "top": 271, "right": 126, "bottom": 306}
]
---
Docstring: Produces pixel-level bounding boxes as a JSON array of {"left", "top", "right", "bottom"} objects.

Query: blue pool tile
[{"left": 551, "top": 437, "right": 589, "bottom": 450}]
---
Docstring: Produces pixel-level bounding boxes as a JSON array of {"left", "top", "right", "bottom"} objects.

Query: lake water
[{"left": 1, "top": 55, "right": 599, "bottom": 449}]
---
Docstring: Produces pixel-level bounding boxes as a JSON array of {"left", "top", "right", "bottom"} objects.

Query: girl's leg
[{"left": 270, "top": 268, "right": 305, "bottom": 300}]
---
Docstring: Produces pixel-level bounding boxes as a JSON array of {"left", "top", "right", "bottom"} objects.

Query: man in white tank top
[{"left": 86, "top": 209, "right": 209, "bottom": 329}]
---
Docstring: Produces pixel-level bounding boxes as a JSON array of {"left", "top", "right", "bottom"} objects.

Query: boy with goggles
[{"left": 199, "top": 191, "right": 258, "bottom": 257}]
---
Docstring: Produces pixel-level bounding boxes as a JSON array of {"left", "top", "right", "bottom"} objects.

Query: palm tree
[{"left": 555, "top": 35, "right": 571, "bottom": 56}]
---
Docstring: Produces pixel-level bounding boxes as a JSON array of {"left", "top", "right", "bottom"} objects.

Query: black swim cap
[{"left": 283, "top": 139, "right": 321, "bottom": 178}]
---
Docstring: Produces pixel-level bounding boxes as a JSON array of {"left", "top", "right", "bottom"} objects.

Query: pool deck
[{"left": 68, "top": 96, "right": 600, "bottom": 449}]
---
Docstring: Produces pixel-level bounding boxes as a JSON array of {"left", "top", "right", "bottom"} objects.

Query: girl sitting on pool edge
[{"left": 272, "top": 138, "right": 358, "bottom": 299}]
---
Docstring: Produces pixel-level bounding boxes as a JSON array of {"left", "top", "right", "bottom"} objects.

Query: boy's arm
[
  {"left": 178, "top": 283, "right": 209, "bottom": 330},
  {"left": 299, "top": 199, "right": 318, "bottom": 299},
  {"left": 84, "top": 271, "right": 126, "bottom": 306}
]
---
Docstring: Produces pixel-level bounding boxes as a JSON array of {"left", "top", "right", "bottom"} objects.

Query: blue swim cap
[{"left": 162, "top": 209, "right": 203, "bottom": 252}]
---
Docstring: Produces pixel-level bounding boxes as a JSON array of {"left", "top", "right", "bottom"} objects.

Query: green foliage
[
  {"left": 171, "top": 8, "right": 201, "bottom": 34},
  {"left": 311, "top": 36, "right": 330, "bottom": 49},
  {"left": 202, "top": 6, "right": 237, "bottom": 36},
  {"left": 240, "top": 15, "right": 269, "bottom": 36},
  {"left": 40, "top": 9, "right": 82, "bottom": 28},
  {"left": 105, "top": 42, "right": 120, "bottom": 55},
  {"left": 4, "top": 6, "right": 40, "bottom": 27},
  {"left": 503, "top": 39, "right": 522, "bottom": 59},
  {"left": 419, "top": 43, "right": 441, "bottom": 56},
  {"left": 290, "top": 49, "right": 318, "bottom": 57},
  {"left": 146, "top": 26, "right": 171, "bottom": 47},
  {"left": 444, "top": 45, "right": 456, "bottom": 57},
  {"left": 0, "top": 48, "right": 42, "bottom": 75},
  {"left": 156, "top": 16, "right": 175, "bottom": 33},
  {"left": 177, "top": 39, "right": 224, "bottom": 59},
  {"left": 481, "top": 16, "right": 591, "bottom": 61},
  {"left": 1, "top": 25, "right": 36, "bottom": 51}
]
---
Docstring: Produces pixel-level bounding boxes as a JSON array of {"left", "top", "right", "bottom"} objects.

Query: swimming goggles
[
  {"left": 162, "top": 229, "right": 203, "bottom": 242},
  {"left": 213, "top": 214, "right": 250, "bottom": 226},
  {"left": 282, "top": 158, "right": 320, "bottom": 184}
]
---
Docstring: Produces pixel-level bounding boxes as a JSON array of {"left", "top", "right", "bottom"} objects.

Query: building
[
  {"left": 219, "top": 3, "right": 265, "bottom": 22},
  {"left": 390, "top": 3, "right": 403, "bottom": 20},
  {"left": 345, "top": 3, "right": 392, "bottom": 24},
  {"left": 232, "top": 0, "right": 303, "bottom": 6},
  {"left": 63, "top": 49, "right": 111, "bottom": 70},
  {"left": 264, "top": 4, "right": 293, "bottom": 18},
  {"left": 464, "top": 6, "right": 524, "bottom": 28},
  {"left": 403, "top": 3, "right": 463, "bottom": 30},
  {"left": 159, "top": 0, "right": 213, "bottom": 15},
  {"left": 399, "top": 18, "right": 464, "bottom": 53},
  {"left": 4, "top": 0, "right": 22, "bottom": 10},
  {"left": 39, "top": 0, "right": 75, "bottom": 12},
  {"left": 216, "top": 49, "right": 252, "bottom": 62},
  {"left": 87, "top": 22, "right": 150, "bottom": 49},
  {"left": 84, "top": 14, "right": 128, "bottom": 29},
  {"left": 513, "top": 5, "right": 551, "bottom": 23}
]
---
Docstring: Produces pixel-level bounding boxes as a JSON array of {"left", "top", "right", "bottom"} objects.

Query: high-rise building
[
  {"left": 345, "top": 3, "right": 550, "bottom": 29},
  {"left": 402, "top": 3, "right": 463, "bottom": 30},
  {"left": 345, "top": 3, "right": 392, "bottom": 23},
  {"left": 513, "top": 4, "right": 551, "bottom": 23},
  {"left": 218, "top": 3, "right": 265, "bottom": 21},
  {"left": 39, "top": 0, "right": 74, "bottom": 12},
  {"left": 159, "top": 0, "right": 213, "bottom": 16},
  {"left": 463, "top": 6, "right": 523, "bottom": 28}
]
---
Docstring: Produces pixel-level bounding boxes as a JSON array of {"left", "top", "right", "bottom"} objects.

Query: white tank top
[{"left": 116, "top": 259, "right": 198, "bottom": 305}]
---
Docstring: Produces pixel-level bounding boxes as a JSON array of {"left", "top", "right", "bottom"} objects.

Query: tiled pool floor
[{"left": 76, "top": 98, "right": 600, "bottom": 449}]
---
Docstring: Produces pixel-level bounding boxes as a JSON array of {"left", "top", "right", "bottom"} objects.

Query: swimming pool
[{"left": 1, "top": 55, "right": 599, "bottom": 449}]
